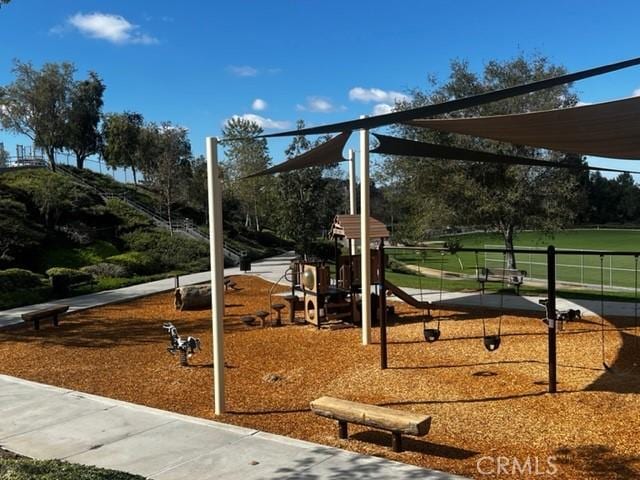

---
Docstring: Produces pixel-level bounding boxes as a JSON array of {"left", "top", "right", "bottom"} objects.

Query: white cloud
[
  {"left": 252, "top": 98, "right": 267, "bottom": 111},
  {"left": 296, "top": 96, "right": 344, "bottom": 113},
  {"left": 372, "top": 103, "right": 393, "bottom": 116},
  {"left": 633, "top": 88, "right": 640, "bottom": 97},
  {"left": 229, "top": 114, "right": 291, "bottom": 130},
  {"left": 349, "top": 87, "right": 410, "bottom": 105},
  {"left": 575, "top": 101, "right": 593, "bottom": 107},
  {"left": 226, "top": 65, "right": 259, "bottom": 77},
  {"left": 67, "top": 12, "right": 158, "bottom": 45}
]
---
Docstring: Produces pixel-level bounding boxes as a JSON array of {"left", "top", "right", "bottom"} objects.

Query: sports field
[{"left": 388, "top": 229, "right": 640, "bottom": 293}]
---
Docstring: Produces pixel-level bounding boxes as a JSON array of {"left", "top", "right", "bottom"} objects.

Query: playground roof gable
[{"left": 331, "top": 215, "right": 389, "bottom": 240}]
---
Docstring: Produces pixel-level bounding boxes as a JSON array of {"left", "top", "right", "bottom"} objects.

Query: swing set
[
  {"left": 380, "top": 245, "right": 640, "bottom": 393},
  {"left": 419, "top": 249, "right": 508, "bottom": 352}
]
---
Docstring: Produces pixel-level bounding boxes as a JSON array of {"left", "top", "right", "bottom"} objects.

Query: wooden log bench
[
  {"left": 21, "top": 305, "right": 69, "bottom": 330},
  {"left": 476, "top": 267, "right": 526, "bottom": 294},
  {"left": 310, "top": 396, "right": 431, "bottom": 452}
]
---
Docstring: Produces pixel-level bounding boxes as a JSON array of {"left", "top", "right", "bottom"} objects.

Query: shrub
[
  {"left": 105, "top": 199, "right": 154, "bottom": 233},
  {"left": 0, "top": 268, "right": 44, "bottom": 290},
  {"left": 121, "top": 230, "right": 208, "bottom": 270},
  {"left": 46, "top": 267, "right": 93, "bottom": 295},
  {"left": 106, "top": 252, "right": 159, "bottom": 275},
  {"left": 46, "top": 267, "right": 94, "bottom": 295},
  {"left": 81, "top": 262, "right": 128, "bottom": 278},
  {"left": 36, "top": 241, "right": 120, "bottom": 271}
]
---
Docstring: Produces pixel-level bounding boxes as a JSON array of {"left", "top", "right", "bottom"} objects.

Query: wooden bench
[
  {"left": 310, "top": 396, "right": 431, "bottom": 452},
  {"left": 476, "top": 267, "right": 526, "bottom": 294},
  {"left": 22, "top": 305, "right": 69, "bottom": 330}
]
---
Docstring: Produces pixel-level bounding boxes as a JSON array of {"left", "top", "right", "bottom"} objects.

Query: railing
[{"left": 57, "top": 165, "right": 240, "bottom": 264}]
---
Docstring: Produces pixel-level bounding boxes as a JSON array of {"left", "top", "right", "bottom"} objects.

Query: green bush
[
  {"left": 46, "top": 267, "right": 94, "bottom": 295},
  {"left": 106, "top": 251, "right": 159, "bottom": 275},
  {"left": 104, "top": 199, "right": 154, "bottom": 233},
  {"left": 0, "top": 457, "right": 145, "bottom": 479},
  {"left": 0, "top": 268, "right": 44, "bottom": 290},
  {"left": 122, "top": 230, "right": 208, "bottom": 269},
  {"left": 38, "top": 241, "right": 120, "bottom": 271},
  {"left": 0, "top": 285, "right": 52, "bottom": 310},
  {"left": 81, "top": 262, "right": 128, "bottom": 278}
]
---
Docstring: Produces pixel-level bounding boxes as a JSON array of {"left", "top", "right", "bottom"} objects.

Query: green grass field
[{"left": 387, "top": 229, "right": 640, "bottom": 294}]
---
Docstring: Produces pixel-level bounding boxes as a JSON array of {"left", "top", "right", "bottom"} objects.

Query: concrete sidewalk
[
  {"left": 0, "top": 252, "right": 296, "bottom": 328},
  {"left": 387, "top": 286, "right": 638, "bottom": 318},
  {"left": 0, "top": 375, "right": 466, "bottom": 480},
  {"left": 4, "top": 249, "right": 636, "bottom": 330}
]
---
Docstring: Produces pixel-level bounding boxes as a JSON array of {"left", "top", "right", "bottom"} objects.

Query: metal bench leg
[
  {"left": 338, "top": 420, "right": 348, "bottom": 439},
  {"left": 391, "top": 432, "right": 402, "bottom": 452}
]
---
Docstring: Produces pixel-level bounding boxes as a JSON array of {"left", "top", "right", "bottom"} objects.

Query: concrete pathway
[
  {"left": 0, "top": 375, "right": 466, "bottom": 480},
  {"left": 386, "top": 286, "right": 636, "bottom": 318},
  {"left": 0, "top": 252, "right": 296, "bottom": 328},
  {"left": 4, "top": 248, "right": 638, "bottom": 329}
]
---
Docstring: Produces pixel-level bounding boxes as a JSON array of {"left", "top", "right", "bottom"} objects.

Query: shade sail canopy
[
  {"left": 258, "top": 56, "right": 640, "bottom": 138},
  {"left": 409, "top": 96, "right": 640, "bottom": 160},
  {"left": 371, "top": 134, "right": 640, "bottom": 174},
  {"left": 243, "top": 131, "right": 351, "bottom": 178},
  {"left": 331, "top": 215, "right": 390, "bottom": 240}
]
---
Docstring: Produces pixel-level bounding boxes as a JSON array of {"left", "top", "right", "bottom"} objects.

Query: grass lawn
[
  {"left": 388, "top": 229, "right": 640, "bottom": 293},
  {"left": 0, "top": 457, "right": 144, "bottom": 479}
]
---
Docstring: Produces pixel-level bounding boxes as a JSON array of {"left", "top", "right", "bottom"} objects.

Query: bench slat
[
  {"left": 22, "top": 305, "right": 69, "bottom": 321},
  {"left": 310, "top": 396, "right": 431, "bottom": 436}
]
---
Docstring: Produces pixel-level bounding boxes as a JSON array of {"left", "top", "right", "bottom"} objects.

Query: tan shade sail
[
  {"left": 259, "top": 56, "right": 640, "bottom": 138},
  {"left": 243, "top": 131, "right": 350, "bottom": 178},
  {"left": 409, "top": 96, "right": 640, "bottom": 160},
  {"left": 371, "top": 134, "right": 640, "bottom": 174},
  {"left": 330, "top": 215, "right": 389, "bottom": 240}
]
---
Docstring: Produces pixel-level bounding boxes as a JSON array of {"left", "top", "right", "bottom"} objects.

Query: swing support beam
[{"left": 547, "top": 246, "right": 558, "bottom": 394}]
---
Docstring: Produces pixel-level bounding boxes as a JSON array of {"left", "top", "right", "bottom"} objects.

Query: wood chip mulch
[{"left": 2, "top": 275, "right": 640, "bottom": 479}]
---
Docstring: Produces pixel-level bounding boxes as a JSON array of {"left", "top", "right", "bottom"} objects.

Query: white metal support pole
[
  {"left": 348, "top": 148, "right": 357, "bottom": 253},
  {"left": 359, "top": 117, "right": 371, "bottom": 345},
  {"left": 206, "top": 136, "right": 225, "bottom": 415}
]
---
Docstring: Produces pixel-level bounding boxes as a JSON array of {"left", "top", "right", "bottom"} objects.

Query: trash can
[{"left": 240, "top": 252, "right": 251, "bottom": 272}]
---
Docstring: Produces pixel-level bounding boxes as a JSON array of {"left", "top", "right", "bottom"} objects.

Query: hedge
[
  {"left": 45, "top": 267, "right": 94, "bottom": 295},
  {"left": 105, "top": 252, "right": 159, "bottom": 275},
  {"left": 0, "top": 269, "right": 44, "bottom": 290}
]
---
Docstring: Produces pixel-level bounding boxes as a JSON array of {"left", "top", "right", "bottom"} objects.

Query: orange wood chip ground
[{"left": 1, "top": 274, "right": 639, "bottom": 479}]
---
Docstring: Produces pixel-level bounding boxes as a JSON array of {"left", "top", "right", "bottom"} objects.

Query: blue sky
[{"left": 1, "top": 0, "right": 640, "bottom": 176}]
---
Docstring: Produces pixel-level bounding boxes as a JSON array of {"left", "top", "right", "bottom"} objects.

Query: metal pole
[
  {"left": 378, "top": 239, "right": 387, "bottom": 369},
  {"left": 547, "top": 245, "right": 557, "bottom": 394},
  {"left": 360, "top": 117, "right": 371, "bottom": 345},
  {"left": 206, "top": 137, "right": 225, "bottom": 414},
  {"left": 348, "top": 148, "right": 357, "bottom": 254}
]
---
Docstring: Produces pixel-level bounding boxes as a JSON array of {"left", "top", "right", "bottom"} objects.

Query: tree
[
  {"left": 382, "top": 54, "right": 583, "bottom": 268},
  {"left": 221, "top": 117, "right": 271, "bottom": 230},
  {"left": 0, "top": 61, "right": 75, "bottom": 171},
  {"left": 65, "top": 72, "right": 105, "bottom": 169},
  {"left": 102, "top": 112, "right": 143, "bottom": 183},
  {"left": 272, "top": 120, "right": 344, "bottom": 253},
  {"left": 142, "top": 122, "right": 192, "bottom": 231}
]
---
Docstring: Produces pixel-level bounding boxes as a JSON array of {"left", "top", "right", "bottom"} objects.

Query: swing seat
[
  {"left": 483, "top": 335, "right": 501, "bottom": 351},
  {"left": 423, "top": 328, "right": 441, "bottom": 343}
]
